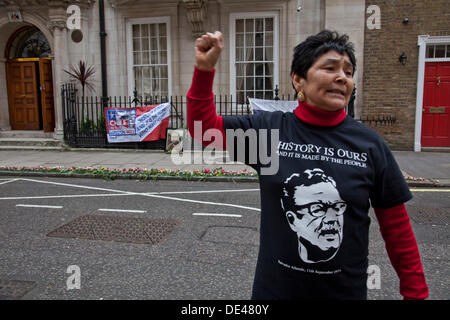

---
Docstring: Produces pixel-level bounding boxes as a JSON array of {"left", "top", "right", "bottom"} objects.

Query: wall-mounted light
[
  {"left": 403, "top": 17, "right": 409, "bottom": 24},
  {"left": 399, "top": 52, "right": 407, "bottom": 65}
]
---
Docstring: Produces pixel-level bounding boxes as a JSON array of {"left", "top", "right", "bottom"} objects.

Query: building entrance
[{"left": 5, "top": 26, "right": 54, "bottom": 132}]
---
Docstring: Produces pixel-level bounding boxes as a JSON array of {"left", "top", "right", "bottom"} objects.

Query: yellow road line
[{"left": 410, "top": 188, "right": 450, "bottom": 192}]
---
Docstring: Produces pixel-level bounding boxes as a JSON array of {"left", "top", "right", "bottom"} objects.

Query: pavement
[{"left": 0, "top": 148, "right": 449, "bottom": 187}]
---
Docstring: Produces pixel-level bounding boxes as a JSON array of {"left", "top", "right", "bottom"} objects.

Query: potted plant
[{"left": 64, "top": 61, "right": 96, "bottom": 134}]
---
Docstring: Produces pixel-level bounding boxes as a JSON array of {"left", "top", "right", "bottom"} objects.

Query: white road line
[
  {"left": 0, "top": 193, "right": 131, "bottom": 200},
  {"left": 98, "top": 208, "right": 147, "bottom": 213},
  {"left": 0, "top": 191, "right": 255, "bottom": 201},
  {"left": 159, "top": 189, "right": 259, "bottom": 195},
  {"left": 192, "top": 213, "right": 242, "bottom": 218},
  {"left": 16, "top": 178, "right": 257, "bottom": 196},
  {"left": 18, "top": 178, "right": 137, "bottom": 195},
  {"left": 16, "top": 204, "right": 63, "bottom": 209},
  {"left": 0, "top": 179, "right": 19, "bottom": 186},
  {"left": 4, "top": 178, "right": 261, "bottom": 212},
  {"left": 145, "top": 193, "right": 261, "bottom": 212}
]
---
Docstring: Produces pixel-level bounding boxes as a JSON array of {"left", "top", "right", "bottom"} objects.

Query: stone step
[
  {"left": 0, "top": 145, "right": 65, "bottom": 151},
  {"left": 0, "top": 138, "right": 65, "bottom": 147},
  {"left": 0, "top": 130, "right": 54, "bottom": 139},
  {"left": 421, "top": 147, "right": 450, "bottom": 153},
  {"left": 0, "top": 131, "right": 67, "bottom": 150},
  {"left": 0, "top": 130, "right": 67, "bottom": 150}
]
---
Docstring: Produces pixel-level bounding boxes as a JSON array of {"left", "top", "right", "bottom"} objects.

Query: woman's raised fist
[{"left": 194, "top": 31, "right": 224, "bottom": 71}]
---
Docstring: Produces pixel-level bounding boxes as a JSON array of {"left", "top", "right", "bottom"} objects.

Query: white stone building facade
[{"left": 0, "top": 0, "right": 366, "bottom": 140}]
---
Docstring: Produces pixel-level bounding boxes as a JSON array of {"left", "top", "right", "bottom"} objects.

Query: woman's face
[{"left": 292, "top": 50, "right": 354, "bottom": 112}]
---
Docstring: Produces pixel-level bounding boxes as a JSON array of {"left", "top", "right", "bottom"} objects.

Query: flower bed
[
  {"left": 0, "top": 165, "right": 258, "bottom": 181},
  {"left": 0, "top": 165, "right": 439, "bottom": 185}
]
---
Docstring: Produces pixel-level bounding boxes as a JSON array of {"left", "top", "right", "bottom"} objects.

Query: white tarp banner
[{"left": 249, "top": 98, "right": 298, "bottom": 113}]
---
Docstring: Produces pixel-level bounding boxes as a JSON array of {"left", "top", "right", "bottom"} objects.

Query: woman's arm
[
  {"left": 374, "top": 204, "right": 429, "bottom": 299},
  {"left": 187, "top": 67, "right": 226, "bottom": 149},
  {"left": 187, "top": 31, "right": 226, "bottom": 149}
]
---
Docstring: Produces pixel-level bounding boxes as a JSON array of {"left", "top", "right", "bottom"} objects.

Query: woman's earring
[{"left": 297, "top": 91, "right": 305, "bottom": 102}]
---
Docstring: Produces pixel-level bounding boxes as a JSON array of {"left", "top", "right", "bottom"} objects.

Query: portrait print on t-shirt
[{"left": 281, "top": 168, "right": 347, "bottom": 264}]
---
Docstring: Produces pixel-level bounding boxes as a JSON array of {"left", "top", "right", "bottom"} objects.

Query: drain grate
[
  {"left": 407, "top": 206, "right": 450, "bottom": 224},
  {"left": 47, "top": 215, "right": 179, "bottom": 244},
  {"left": 0, "top": 279, "right": 36, "bottom": 299}
]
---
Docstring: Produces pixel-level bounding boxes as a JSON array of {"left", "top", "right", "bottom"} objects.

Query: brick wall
[{"left": 363, "top": 0, "right": 450, "bottom": 150}]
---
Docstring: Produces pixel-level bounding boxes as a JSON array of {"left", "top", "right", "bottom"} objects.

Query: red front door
[{"left": 421, "top": 62, "right": 450, "bottom": 147}]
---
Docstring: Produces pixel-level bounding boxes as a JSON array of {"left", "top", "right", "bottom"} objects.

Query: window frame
[
  {"left": 127, "top": 16, "right": 172, "bottom": 99},
  {"left": 425, "top": 43, "right": 450, "bottom": 62},
  {"left": 229, "top": 12, "right": 279, "bottom": 103},
  {"left": 414, "top": 35, "right": 450, "bottom": 151}
]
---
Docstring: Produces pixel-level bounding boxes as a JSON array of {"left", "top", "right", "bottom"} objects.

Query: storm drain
[
  {"left": 0, "top": 279, "right": 36, "bottom": 299},
  {"left": 407, "top": 206, "right": 450, "bottom": 224},
  {"left": 47, "top": 215, "right": 179, "bottom": 244}
]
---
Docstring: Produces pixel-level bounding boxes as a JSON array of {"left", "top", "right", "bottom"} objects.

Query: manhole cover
[
  {"left": 47, "top": 215, "right": 179, "bottom": 244},
  {"left": 407, "top": 206, "right": 450, "bottom": 224},
  {"left": 0, "top": 279, "right": 36, "bottom": 299}
]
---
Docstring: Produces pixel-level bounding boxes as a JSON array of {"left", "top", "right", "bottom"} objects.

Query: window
[
  {"left": 9, "top": 27, "right": 51, "bottom": 58},
  {"left": 425, "top": 44, "right": 450, "bottom": 59},
  {"left": 128, "top": 17, "right": 171, "bottom": 98},
  {"left": 231, "top": 13, "right": 278, "bottom": 104}
]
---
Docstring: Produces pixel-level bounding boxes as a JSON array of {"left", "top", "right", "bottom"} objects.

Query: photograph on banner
[
  {"left": 165, "top": 128, "right": 184, "bottom": 153},
  {"left": 105, "top": 103, "right": 171, "bottom": 143}
]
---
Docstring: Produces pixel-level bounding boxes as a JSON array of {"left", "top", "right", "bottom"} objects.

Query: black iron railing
[
  {"left": 62, "top": 83, "right": 394, "bottom": 149},
  {"left": 62, "top": 84, "right": 255, "bottom": 149},
  {"left": 62, "top": 84, "right": 180, "bottom": 149}
]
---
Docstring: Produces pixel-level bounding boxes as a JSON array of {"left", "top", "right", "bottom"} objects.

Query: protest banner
[{"left": 105, "top": 102, "right": 171, "bottom": 143}]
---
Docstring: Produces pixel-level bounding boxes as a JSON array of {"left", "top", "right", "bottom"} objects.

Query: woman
[{"left": 187, "top": 30, "right": 428, "bottom": 300}]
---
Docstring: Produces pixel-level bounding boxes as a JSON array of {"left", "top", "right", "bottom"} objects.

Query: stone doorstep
[
  {"left": 0, "top": 146, "right": 66, "bottom": 151},
  {"left": 421, "top": 147, "right": 450, "bottom": 153},
  {"left": 0, "top": 138, "right": 65, "bottom": 147},
  {"left": 0, "top": 130, "right": 66, "bottom": 149},
  {"left": 0, "top": 130, "right": 54, "bottom": 139}
]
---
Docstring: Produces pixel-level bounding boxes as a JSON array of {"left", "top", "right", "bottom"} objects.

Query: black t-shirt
[{"left": 223, "top": 111, "right": 412, "bottom": 300}]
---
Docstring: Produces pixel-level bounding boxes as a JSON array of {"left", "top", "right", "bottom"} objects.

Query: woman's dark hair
[{"left": 290, "top": 30, "right": 356, "bottom": 79}]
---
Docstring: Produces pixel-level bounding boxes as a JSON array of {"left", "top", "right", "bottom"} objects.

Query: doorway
[
  {"left": 5, "top": 26, "right": 55, "bottom": 132},
  {"left": 421, "top": 61, "right": 450, "bottom": 147},
  {"left": 415, "top": 36, "right": 450, "bottom": 151}
]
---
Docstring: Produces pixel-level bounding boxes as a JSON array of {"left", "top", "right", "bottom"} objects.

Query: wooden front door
[
  {"left": 6, "top": 61, "right": 40, "bottom": 130},
  {"left": 39, "top": 59, "right": 55, "bottom": 132},
  {"left": 421, "top": 62, "right": 450, "bottom": 147}
]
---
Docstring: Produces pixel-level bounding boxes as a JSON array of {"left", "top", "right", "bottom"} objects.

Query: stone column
[
  {"left": 48, "top": 18, "right": 69, "bottom": 140},
  {"left": 0, "top": 57, "right": 11, "bottom": 130}
]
